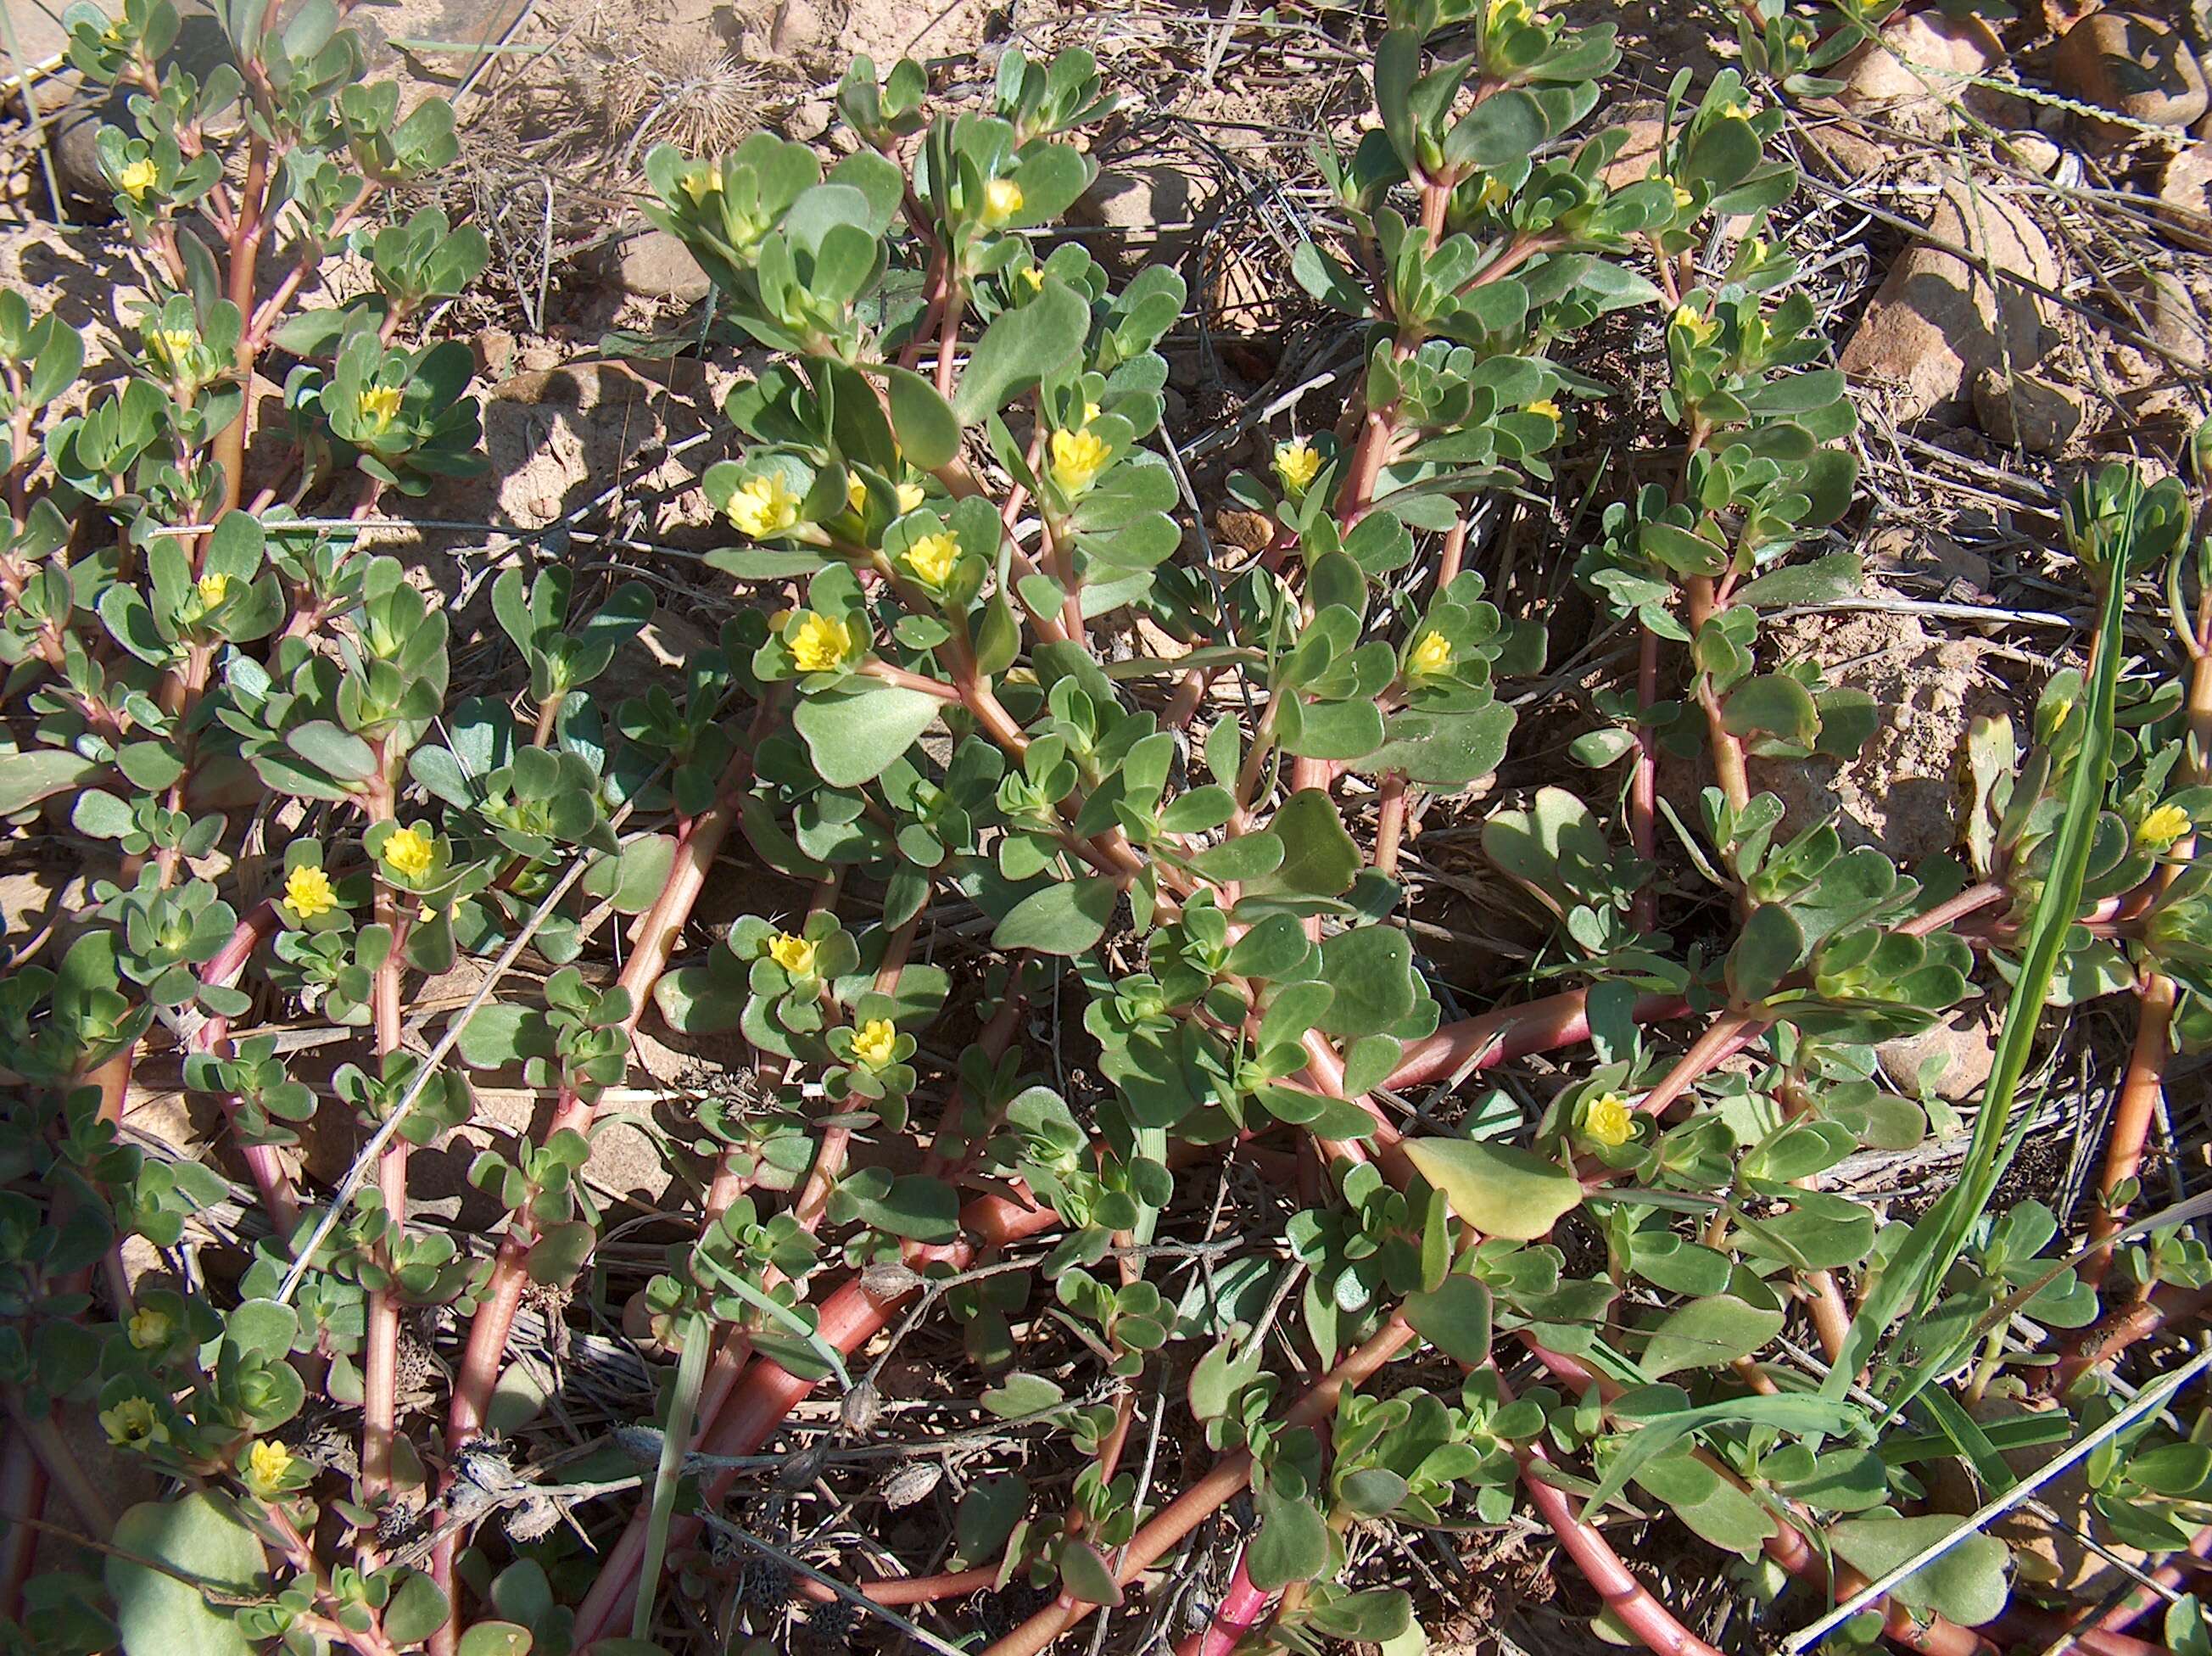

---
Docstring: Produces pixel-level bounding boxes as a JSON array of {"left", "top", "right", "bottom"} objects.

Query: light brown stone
[
  {"left": 1835, "top": 8, "right": 2007, "bottom": 132},
  {"left": 615, "top": 228, "right": 712, "bottom": 305},
  {"left": 2049, "top": 11, "right": 2209, "bottom": 144},
  {"left": 1837, "top": 173, "right": 2059, "bottom": 422},
  {"left": 1878, "top": 1004, "right": 1998, "bottom": 1101},
  {"left": 2159, "top": 140, "right": 2212, "bottom": 251},
  {"left": 1972, "top": 363, "right": 2085, "bottom": 454}
]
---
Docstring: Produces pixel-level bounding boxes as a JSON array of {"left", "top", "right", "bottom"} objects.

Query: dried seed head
[
  {"left": 376, "top": 1501, "right": 427, "bottom": 1547},
  {"left": 706, "top": 1522, "right": 746, "bottom": 1570},
  {"left": 804, "top": 1596, "right": 857, "bottom": 1646},
  {"left": 454, "top": 1436, "right": 523, "bottom": 1492},
  {"left": 876, "top": 1461, "right": 941, "bottom": 1509},
  {"left": 861, "top": 1261, "right": 923, "bottom": 1299},
  {"left": 738, "top": 1555, "right": 794, "bottom": 1608},
  {"left": 613, "top": 1423, "right": 667, "bottom": 1466},
  {"left": 774, "top": 1443, "right": 828, "bottom": 1490},
  {"left": 504, "top": 1495, "right": 561, "bottom": 1541},
  {"left": 839, "top": 1379, "right": 881, "bottom": 1437}
]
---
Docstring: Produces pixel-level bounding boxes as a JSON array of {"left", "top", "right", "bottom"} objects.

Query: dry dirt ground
[{"left": 6, "top": 0, "right": 2212, "bottom": 1645}]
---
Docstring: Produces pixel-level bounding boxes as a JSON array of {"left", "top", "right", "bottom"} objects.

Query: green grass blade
[
  {"left": 1825, "top": 480, "right": 2136, "bottom": 1407},
  {"left": 694, "top": 1250, "right": 853, "bottom": 1390},
  {"left": 634, "top": 1311, "right": 711, "bottom": 1641}
]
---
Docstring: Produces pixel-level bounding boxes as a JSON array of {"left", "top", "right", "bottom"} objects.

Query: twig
[{"left": 1784, "top": 1346, "right": 2212, "bottom": 1652}]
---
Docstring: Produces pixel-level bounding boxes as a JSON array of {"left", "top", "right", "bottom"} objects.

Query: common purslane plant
[{"left": 6, "top": 1, "right": 2212, "bottom": 1654}]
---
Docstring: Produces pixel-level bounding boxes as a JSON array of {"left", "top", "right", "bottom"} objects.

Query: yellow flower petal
[
  {"left": 786, "top": 610, "right": 852, "bottom": 674},
  {"left": 902, "top": 531, "right": 961, "bottom": 588},
  {"left": 357, "top": 384, "right": 403, "bottom": 431},
  {"left": 982, "top": 177, "right": 1024, "bottom": 227},
  {"left": 2139, "top": 803, "right": 2192, "bottom": 850},
  {"left": 1407, "top": 630, "right": 1455, "bottom": 677},
  {"left": 118, "top": 158, "right": 159, "bottom": 198},
  {"left": 381, "top": 825, "right": 434, "bottom": 879},
  {"left": 728, "top": 472, "right": 803, "bottom": 539},
  {"left": 248, "top": 1439, "right": 293, "bottom": 1491},
  {"left": 1273, "top": 438, "right": 1322, "bottom": 496},
  {"left": 767, "top": 932, "right": 817, "bottom": 976},
  {"left": 851, "top": 1017, "right": 898, "bottom": 1069},
  {"left": 285, "top": 864, "right": 338, "bottom": 920},
  {"left": 1050, "top": 427, "right": 1113, "bottom": 495},
  {"left": 127, "top": 1307, "right": 172, "bottom": 1350},
  {"left": 1580, "top": 1091, "right": 1636, "bottom": 1149}
]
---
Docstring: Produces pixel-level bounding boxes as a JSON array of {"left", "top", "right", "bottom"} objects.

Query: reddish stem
[
  {"left": 570, "top": 1192, "right": 1066, "bottom": 1644},
  {"left": 1684, "top": 573, "right": 1751, "bottom": 814},
  {"left": 1629, "top": 627, "right": 1659, "bottom": 933},
  {"left": 0, "top": 1429, "right": 47, "bottom": 1621}
]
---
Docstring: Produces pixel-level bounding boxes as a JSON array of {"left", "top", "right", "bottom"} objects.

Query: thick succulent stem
[
  {"left": 976, "top": 1316, "right": 1416, "bottom": 1656},
  {"left": 568, "top": 1192, "right": 1064, "bottom": 1645},
  {"left": 1684, "top": 573, "right": 1750, "bottom": 814}
]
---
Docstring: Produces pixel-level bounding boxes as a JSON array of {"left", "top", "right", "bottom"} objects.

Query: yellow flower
[
  {"left": 1050, "top": 426, "right": 1113, "bottom": 495},
  {"left": 1672, "top": 183, "right": 1695, "bottom": 210},
  {"left": 1407, "top": 630, "right": 1455, "bottom": 677},
  {"left": 847, "top": 474, "right": 869, "bottom": 515},
  {"left": 247, "top": 1439, "right": 293, "bottom": 1492},
  {"left": 895, "top": 480, "right": 926, "bottom": 514},
  {"left": 1475, "top": 175, "right": 1511, "bottom": 212},
  {"left": 381, "top": 825, "right": 435, "bottom": 879},
  {"left": 356, "top": 384, "right": 403, "bottom": 431},
  {"left": 1670, "top": 303, "right": 1718, "bottom": 346},
  {"left": 902, "top": 531, "right": 961, "bottom": 588},
  {"left": 127, "top": 1307, "right": 172, "bottom": 1350},
  {"left": 102, "top": 1397, "right": 165, "bottom": 1447},
  {"left": 1019, "top": 266, "right": 1046, "bottom": 292},
  {"left": 850, "top": 1017, "right": 898, "bottom": 1069},
  {"left": 1580, "top": 1091, "right": 1636, "bottom": 1149},
  {"left": 197, "top": 571, "right": 232, "bottom": 608},
  {"left": 1273, "top": 438, "right": 1322, "bottom": 498},
  {"left": 1716, "top": 100, "right": 1750, "bottom": 120},
  {"left": 153, "top": 327, "right": 196, "bottom": 366},
  {"left": 2139, "top": 803, "right": 2192, "bottom": 850},
  {"left": 1526, "top": 398, "right": 1561, "bottom": 422},
  {"left": 680, "top": 166, "right": 722, "bottom": 204},
  {"left": 767, "top": 932, "right": 817, "bottom": 976},
  {"left": 285, "top": 864, "right": 338, "bottom": 920},
  {"left": 728, "top": 472, "right": 802, "bottom": 539},
  {"left": 1487, "top": 0, "right": 1532, "bottom": 27},
  {"left": 981, "top": 177, "right": 1024, "bottom": 226},
  {"left": 786, "top": 610, "right": 852, "bottom": 674},
  {"left": 118, "top": 157, "right": 159, "bottom": 198}
]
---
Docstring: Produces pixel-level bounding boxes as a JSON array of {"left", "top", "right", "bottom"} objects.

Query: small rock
[
  {"left": 1838, "top": 172, "right": 2059, "bottom": 422},
  {"left": 44, "top": 94, "right": 120, "bottom": 218},
  {"left": 2132, "top": 268, "right": 2212, "bottom": 367},
  {"left": 2158, "top": 140, "right": 2212, "bottom": 250},
  {"left": 2002, "top": 130, "right": 2064, "bottom": 175},
  {"left": 617, "top": 228, "right": 711, "bottom": 304},
  {"left": 1803, "top": 123, "right": 1893, "bottom": 180},
  {"left": 770, "top": 0, "right": 831, "bottom": 54},
  {"left": 1836, "top": 8, "right": 2006, "bottom": 131},
  {"left": 1596, "top": 114, "right": 1666, "bottom": 192},
  {"left": 2048, "top": 11, "right": 2209, "bottom": 145},
  {"left": 1073, "top": 163, "right": 1211, "bottom": 271},
  {"left": 1877, "top": 1004, "right": 1997, "bottom": 1101},
  {"left": 785, "top": 98, "right": 835, "bottom": 142},
  {"left": 474, "top": 327, "right": 517, "bottom": 378},
  {"left": 1972, "top": 364, "right": 2084, "bottom": 454}
]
